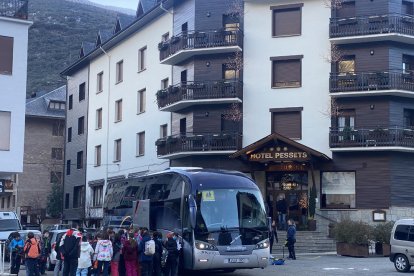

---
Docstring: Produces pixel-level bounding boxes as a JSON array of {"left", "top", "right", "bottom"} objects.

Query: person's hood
[
  {"left": 80, "top": 242, "right": 91, "bottom": 251},
  {"left": 28, "top": 238, "right": 37, "bottom": 245},
  {"left": 100, "top": 239, "right": 111, "bottom": 245}
]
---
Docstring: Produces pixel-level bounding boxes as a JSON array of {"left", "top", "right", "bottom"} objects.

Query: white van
[
  {"left": 0, "top": 212, "right": 22, "bottom": 241},
  {"left": 390, "top": 219, "right": 414, "bottom": 272}
]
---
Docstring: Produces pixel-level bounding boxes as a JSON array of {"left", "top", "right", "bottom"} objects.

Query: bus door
[{"left": 132, "top": 199, "right": 150, "bottom": 229}]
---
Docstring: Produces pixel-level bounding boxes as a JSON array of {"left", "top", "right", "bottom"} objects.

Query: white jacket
[
  {"left": 78, "top": 242, "right": 94, "bottom": 268},
  {"left": 95, "top": 240, "right": 113, "bottom": 262}
]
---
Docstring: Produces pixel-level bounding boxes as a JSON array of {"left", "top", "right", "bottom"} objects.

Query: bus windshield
[{"left": 195, "top": 188, "right": 268, "bottom": 246}]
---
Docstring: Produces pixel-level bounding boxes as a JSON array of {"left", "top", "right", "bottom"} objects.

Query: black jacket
[
  {"left": 60, "top": 234, "right": 80, "bottom": 259},
  {"left": 164, "top": 238, "right": 178, "bottom": 258}
]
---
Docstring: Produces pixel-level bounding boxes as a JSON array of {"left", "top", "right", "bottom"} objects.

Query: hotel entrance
[{"left": 266, "top": 172, "right": 308, "bottom": 230}]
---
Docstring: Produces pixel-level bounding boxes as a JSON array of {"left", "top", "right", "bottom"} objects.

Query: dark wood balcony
[
  {"left": 330, "top": 71, "right": 414, "bottom": 97},
  {"left": 330, "top": 126, "right": 414, "bottom": 150},
  {"left": 156, "top": 80, "right": 243, "bottom": 112},
  {"left": 330, "top": 14, "right": 414, "bottom": 44},
  {"left": 155, "top": 132, "right": 242, "bottom": 159},
  {"left": 0, "top": 0, "right": 28, "bottom": 20},
  {"left": 159, "top": 29, "right": 243, "bottom": 65}
]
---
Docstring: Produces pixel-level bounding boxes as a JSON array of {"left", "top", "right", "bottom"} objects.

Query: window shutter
[
  {"left": 273, "top": 59, "right": 301, "bottom": 87},
  {"left": 0, "top": 36, "right": 13, "bottom": 75},
  {"left": 272, "top": 111, "right": 302, "bottom": 139},
  {"left": 273, "top": 8, "right": 301, "bottom": 36}
]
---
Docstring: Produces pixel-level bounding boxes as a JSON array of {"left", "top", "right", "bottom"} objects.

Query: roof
[
  {"left": 139, "top": 0, "right": 160, "bottom": 14},
  {"left": 80, "top": 42, "right": 95, "bottom": 58},
  {"left": 114, "top": 16, "right": 136, "bottom": 34},
  {"left": 61, "top": 0, "right": 174, "bottom": 77},
  {"left": 230, "top": 132, "right": 331, "bottom": 161},
  {"left": 26, "top": 85, "right": 66, "bottom": 119}
]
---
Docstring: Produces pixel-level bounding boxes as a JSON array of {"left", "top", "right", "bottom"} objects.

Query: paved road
[
  {"left": 10, "top": 255, "right": 410, "bottom": 276},
  {"left": 193, "top": 255, "right": 408, "bottom": 276}
]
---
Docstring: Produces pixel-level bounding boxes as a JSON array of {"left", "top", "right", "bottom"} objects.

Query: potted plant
[
  {"left": 158, "top": 41, "right": 168, "bottom": 51},
  {"left": 333, "top": 220, "right": 373, "bottom": 257},
  {"left": 307, "top": 185, "right": 317, "bottom": 231},
  {"left": 373, "top": 221, "right": 394, "bottom": 256},
  {"left": 155, "top": 138, "right": 166, "bottom": 146},
  {"left": 156, "top": 89, "right": 168, "bottom": 98},
  {"left": 170, "top": 36, "right": 180, "bottom": 44}
]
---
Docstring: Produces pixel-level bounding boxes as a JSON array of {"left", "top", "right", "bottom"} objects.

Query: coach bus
[{"left": 103, "top": 168, "right": 270, "bottom": 272}]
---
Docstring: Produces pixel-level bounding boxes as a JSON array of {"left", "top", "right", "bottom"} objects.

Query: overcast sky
[{"left": 89, "top": 0, "right": 137, "bottom": 10}]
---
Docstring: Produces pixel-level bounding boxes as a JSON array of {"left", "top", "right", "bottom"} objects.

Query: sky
[{"left": 89, "top": 0, "right": 137, "bottom": 10}]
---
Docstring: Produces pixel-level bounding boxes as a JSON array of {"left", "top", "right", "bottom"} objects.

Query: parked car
[
  {"left": 389, "top": 219, "right": 414, "bottom": 272},
  {"left": 46, "top": 229, "right": 68, "bottom": 271},
  {"left": 5, "top": 230, "right": 41, "bottom": 262}
]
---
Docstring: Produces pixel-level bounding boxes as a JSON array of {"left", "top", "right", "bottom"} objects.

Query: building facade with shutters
[
  {"left": 0, "top": 0, "right": 31, "bottom": 208},
  {"left": 62, "top": 1, "right": 173, "bottom": 227}
]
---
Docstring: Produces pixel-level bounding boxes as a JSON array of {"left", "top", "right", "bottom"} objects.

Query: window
[
  {"left": 73, "top": 186, "right": 84, "bottom": 208},
  {"left": 53, "top": 122, "right": 64, "bottom": 136},
  {"left": 0, "top": 36, "right": 13, "bottom": 75},
  {"left": 78, "top": 116, "right": 85, "bottom": 135},
  {"left": 65, "top": 193, "right": 70, "bottom": 209},
  {"left": 95, "top": 145, "right": 101, "bottom": 167},
  {"left": 404, "top": 109, "right": 414, "bottom": 128},
  {"left": 7, "top": 196, "right": 10, "bottom": 208},
  {"left": 66, "top": 160, "right": 71, "bottom": 175},
  {"left": 114, "top": 139, "right": 122, "bottom": 162},
  {"left": 403, "top": 55, "right": 414, "bottom": 74},
  {"left": 336, "top": 1, "right": 355, "bottom": 18},
  {"left": 223, "top": 64, "right": 240, "bottom": 80},
  {"left": 394, "top": 225, "right": 414, "bottom": 241},
  {"left": 403, "top": 1, "right": 414, "bottom": 15},
  {"left": 138, "top": 46, "right": 147, "bottom": 71},
  {"left": 68, "top": 127, "right": 72, "bottom": 142},
  {"left": 160, "top": 124, "right": 168, "bottom": 138},
  {"left": 271, "top": 56, "right": 303, "bottom": 88},
  {"left": 0, "top": 111, "right": 11, "bottom": 151},
  {"left": 271, "top": 4, "right": 303, "bottom": 37},
  {"left": 79, "top": 82, "right": 86, "bottom": 101},
  {"left": 162, "top": 32, "right": 170, "bottom": 42},
  {"left": 136, "top": 132, "right": 145, "bottom": 156},
  {"left": 92, "top": 185, "right": 103, "bottom": 207},
  {"left": 338, "top": 55, "right": 355, "bottom": 75},
  {"left": 96, "top": 108, "right": 102, "bottom": 129},
  {"left": 180, "top": 118, "right": 186, "bottom": 135},
  {"left": 68, "top": 95, "right": 73, "bottom": 110},
  {"left": 271, "top": 108, "right": 302, "bottom": 139},
  {"left": 223, "top": 14, "right": 240, "bottom": 31},
  {"left": 97, "top": 71, "right": 103, "bottom": 93},
  {"left": 76, "top": 151, "right": 83, "bottom": 169},
  {"left": 50, "top": 171, "right": 62, "bottom": 184},
  {"left": 161, "top": 78, "right": 169, "bottom": 89},
  {"left": 337, "top": 109, "right": 355, "bottom": 141},
  {"left": 115, "top": 99, "right": 122, "bottom": 122},
  {"left": 49, "top": 101, "right": 65, "bottom": 110},
  {"left": 137, "top": 89, "right": 146, "bottom": 114},
  {"left": 116, "top": 60, "right": 123, "bottom": 83},
  {"left": 51, "top": 148, "right": 63, "bottom": 160},
  {"left": 321, "top": 172, "right": 356, "bottom": 209}
]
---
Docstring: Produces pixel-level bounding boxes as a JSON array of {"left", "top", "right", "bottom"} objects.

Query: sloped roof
[
  {"left": 114, "top": 16, "right": 136, "bottom": 34},
  {"left": 137, "top": 0, "right": 160, "bottom": 17},
  {"left": 26, "top": 85, "right": 66, "bottom": 119},
  {"left": 80, "top": 42, "right": 95, "bottom": 58},
  {"left": 96, "top": 29, "right": 113, "bottom": 47}
]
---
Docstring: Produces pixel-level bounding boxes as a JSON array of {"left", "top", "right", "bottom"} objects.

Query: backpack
[
  {"left": 144, "top": 239, "right": 155, "bottom": 256},
  {"left": 24, "top": 240, "right": 40, "bottom": 259}
]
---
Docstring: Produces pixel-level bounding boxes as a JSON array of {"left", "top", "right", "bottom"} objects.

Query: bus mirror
[{"left": 188, "top": 194, "right": 197, "bottom": 229}]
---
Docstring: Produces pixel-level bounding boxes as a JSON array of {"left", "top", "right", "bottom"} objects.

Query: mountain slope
[{"left": 27, "top": 0, "right": 135, "bottom": 96}]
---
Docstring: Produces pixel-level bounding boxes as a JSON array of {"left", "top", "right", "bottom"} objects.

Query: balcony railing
[
  {"left": 156, "top": 132, "right": 242, "bottom": 157},
  {"left": 330, "top": 126, "right": 414, "bottom": 148},
  {"left": 330, "top": 71, "right": 414, "bottom": 93},
  {"left": 156, "top": 80, "right": 243, "bottom": 109},
  {"left": 330, "top": 14, "right": 414, "bottom": 38},
  {"left": 159, "top": 29, "right": 243, "bottom": 62},
  {"left": 0, "top": 0, "right": 28, "bottom": 19}
]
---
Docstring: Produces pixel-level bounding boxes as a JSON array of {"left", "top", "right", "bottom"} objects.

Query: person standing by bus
[
  {"left": 122, "top": 233, "right": 138, "bottom": 276},
  {"left": 269, "top": 220, "right": 278, "bottom": 254},
  {"left": 137, "top": 228, "right": 153, "bottom": 276},
  {"left": 163, "top": 233, "right": 179, "bottom": 276},
  {"left": 9, "top": 232, "right": 24, "bottom": 275},
  {"left": 286, "top": 219, "right": 296, "bottom": 260},
  {"left": 152, "top": 232, "right": 163, "bottom": 276},
  {"left": 111, "top": 234, "right": 122, "bottom": 276}
]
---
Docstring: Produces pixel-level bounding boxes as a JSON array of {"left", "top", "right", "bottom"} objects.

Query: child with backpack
[
  {"left": 94, "top": 232, "right": 113, "bottom": 276},
  {"left": 137, "top": 228, "right": 153, "bottom": 276},
  {"left": 122, "top": 233, "right": 138, "bottom": 276},
  {"left": 24, "top": 232, "right": 41, "bottom": 276}
]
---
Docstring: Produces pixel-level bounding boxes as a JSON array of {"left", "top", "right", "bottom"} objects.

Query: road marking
[
  {"left": 323, "top": 268, "right": 343, "bottom": 270},
  {"left": 347, "top": 268, "right": 355, "bottom": 270}
]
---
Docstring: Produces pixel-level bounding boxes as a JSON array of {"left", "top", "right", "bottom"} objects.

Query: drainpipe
[{"left": 160, "top": 1, "right": 173, "bottom": 14}]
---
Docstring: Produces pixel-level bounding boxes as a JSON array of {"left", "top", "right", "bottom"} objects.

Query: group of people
[
  {"left": 9, "top": 226, "right": 181, "bottom": 276},
  {"left": 269, "top": 219, "right": 297, "bottom": 260}
]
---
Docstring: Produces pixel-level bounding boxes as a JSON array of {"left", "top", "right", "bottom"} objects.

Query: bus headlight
[
  {"left": 195, "top": 241, "right": 217, "bottom": 251},
  {"left": 255, "top": 239, "right": 270, "bottom": 250}
]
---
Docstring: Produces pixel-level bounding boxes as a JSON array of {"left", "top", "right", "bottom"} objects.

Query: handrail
[{"left": 315, "top": 212, "right": 338, "bottom": 224}]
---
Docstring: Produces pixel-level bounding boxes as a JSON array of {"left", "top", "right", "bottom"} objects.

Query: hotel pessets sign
[{"left": 249, "top": 146, "right": 310, "bottom": 162}]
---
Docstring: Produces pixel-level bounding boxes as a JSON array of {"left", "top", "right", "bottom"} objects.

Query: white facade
[
  {"left": 0, "top": 16, "right": 32, "bottom": 178},
  {"left": 243, "top": 0, "right": 331, "bottom": 156},
  {"left": 85, "top": 12, "right": 173, "bottom": 218}
]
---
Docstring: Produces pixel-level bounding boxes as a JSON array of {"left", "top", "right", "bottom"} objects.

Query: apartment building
[
  {"left": 62, "top": 1, "right": 172, "bottom": 227},
  {"left": 18, "top": 86, "right": 66, "bottom": 225},
  {"left": 0, "top": 0, "right": 31, "bottom": 211}
]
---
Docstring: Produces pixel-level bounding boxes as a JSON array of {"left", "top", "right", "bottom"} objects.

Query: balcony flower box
[
  {"left": 156, "top": 89, "right": 168, "bottom": 98},
  {"left": 168, "top": 86, "right": 180, "bottom": 94},
  {"left": 158, "top": 42, "right": 168, "bottom": 51},
  {"left": 170, "top": 36, "right": 180, "bottom": 44},
  {"left": 166, "top": 137, "right": 178, "bottom": 144},
  {"left": 336, "top": 243, "right": 369, "bottom": 257},
  {"left": 155, "top": 139, "right": 166, "bottom": 146}
]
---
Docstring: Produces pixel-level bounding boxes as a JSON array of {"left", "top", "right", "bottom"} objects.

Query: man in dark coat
[{"left": 60, "top": 229, "right": 81, "bottom": 276}]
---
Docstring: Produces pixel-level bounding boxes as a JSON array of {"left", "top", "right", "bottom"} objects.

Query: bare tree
[
  {"left": 225, "top": 0, "right": 245, "bottom": 18},
  {"left": 223, "top": 103, "right": 243, "bottom": 122},
  {"left": 320, "top": 97, "right": 343, "bottom": 118},
  {"left": 226, "top": 51, "right": 244, "bottom": 73},
  {"left": 322, "top": 43, "right": 344, "bottom": 64}
]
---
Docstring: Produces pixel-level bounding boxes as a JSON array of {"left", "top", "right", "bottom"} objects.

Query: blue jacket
[
  {"left": 9, "top": 239, "right": 24, "bottom": 253},
  {"left": 138, "top": 233, "right": 153, "bottom": 263},
  {"left": 287, "top": 225, "right": 296, "bottom": 242}
]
